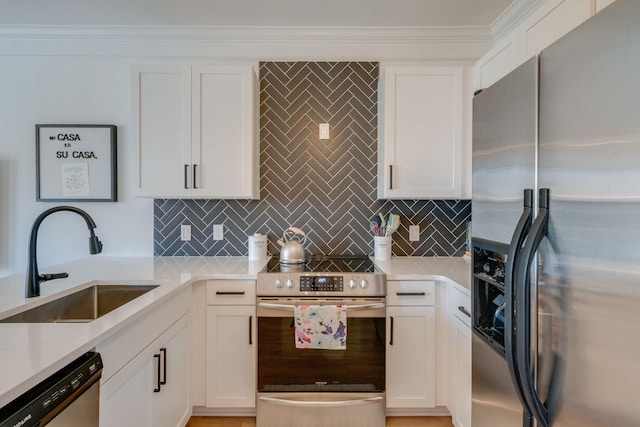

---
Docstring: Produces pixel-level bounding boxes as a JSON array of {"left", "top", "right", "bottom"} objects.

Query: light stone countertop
[
  {"left": 374, "top": 256, "right": 471, "bottom": 293},
  {"left": 0, "top": 255, "right": 470, "bottom": 408}
]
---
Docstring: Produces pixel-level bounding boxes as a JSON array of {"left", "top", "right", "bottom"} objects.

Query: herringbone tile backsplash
[{"left": 154, "top": 62, "right": 471, "bottom": 257}]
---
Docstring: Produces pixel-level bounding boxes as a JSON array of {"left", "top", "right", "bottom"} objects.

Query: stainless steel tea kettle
[{"left": 277, "top": 227, "right": 307, "bottom": 264}]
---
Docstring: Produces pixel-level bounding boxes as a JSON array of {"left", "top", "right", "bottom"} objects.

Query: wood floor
[{"left": 187, "top": 416, "right": 454, "bottom": 427}]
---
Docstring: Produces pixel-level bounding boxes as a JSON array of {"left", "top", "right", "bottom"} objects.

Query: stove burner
[{"left": 267, "top": 255, "right": 376, "bottom": 274}]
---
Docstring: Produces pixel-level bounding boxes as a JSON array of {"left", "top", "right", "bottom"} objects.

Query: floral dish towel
[{"left": 294, "top": 304, "right": 346, "bottom": 350}]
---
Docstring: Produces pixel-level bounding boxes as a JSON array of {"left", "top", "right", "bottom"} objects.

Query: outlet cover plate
[
  {"left": 319, "top": 123, "right": 330, "bottom": 140},
  {"left": 409, "top": 225, "right": 420, "bottom": 242},
  {"left": 213, "top": 224, "right": 224, "bottom": 241},
  {"left": 180, "top": 224, "right": 191, "bottom": 241}
]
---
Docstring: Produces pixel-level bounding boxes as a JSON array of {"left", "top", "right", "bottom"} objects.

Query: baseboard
[{"left": 191, "top": 406, "right": 257, "bottom": 417}]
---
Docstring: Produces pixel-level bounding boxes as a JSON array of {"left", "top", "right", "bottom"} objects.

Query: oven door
[{"left": 256, "top": 297, "right": 386, "bottom": 427}]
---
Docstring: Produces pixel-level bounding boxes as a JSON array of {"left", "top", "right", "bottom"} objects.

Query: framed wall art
[{"left": 36, "top": 124, "right": 117, "bottom": 202}]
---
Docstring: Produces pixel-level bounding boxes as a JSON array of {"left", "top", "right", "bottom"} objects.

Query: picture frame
[{"left": 35, "top": 124, "right": 117, "bottom": 202}]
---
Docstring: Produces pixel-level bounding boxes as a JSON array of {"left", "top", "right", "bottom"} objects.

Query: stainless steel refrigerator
[{"left": 471, "top": 1, "right": 640, "bottom": 426}]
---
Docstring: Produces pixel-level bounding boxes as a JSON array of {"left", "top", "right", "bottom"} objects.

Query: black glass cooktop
[{"left": 266, "top": 255, "right": 376, "bottom": 274}]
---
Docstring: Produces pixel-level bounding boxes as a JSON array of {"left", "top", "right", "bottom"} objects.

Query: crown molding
[
  {"left": 0, "top": 24, "right": 491, "bottom": 43},
  {"left": 490, "top": 0, "right": 545, "bottom": 42},
  {"left": 0, "top": 24, "right": 493, "bottom": 60}
]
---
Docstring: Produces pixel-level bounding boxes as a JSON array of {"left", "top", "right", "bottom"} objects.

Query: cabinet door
[
  {"left": 152, "top": 316, "right": 191, "bottom": 427},
  {"left": 386, "top": 305, "right": 436, "bottom": 408},
  {"left": 519, "top": 0, "right": 593, "bottom": 60},
  {"left": 379, "top": 66, "right": 463, "bottom": 199},
  {"left": 192, "top": 65, "right": 258, "bottom": 199},
  {"left": 474, "top": 32, "right": 519, "bottom": 90},
  {"left": 133, "top": 64, "right": 191, "bottom": 197},
  {"left": 206, "top": 305, "right": 256, "bottom": 407},
  {"left": 453, "top": 319, "right": 471, "bottom": 427},
  {"left": 100, "top": 341, "right": 154, "bottom": 427}
]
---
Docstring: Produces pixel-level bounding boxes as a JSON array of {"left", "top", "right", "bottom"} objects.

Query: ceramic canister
[{"left": 248, "top": 233, "right": 267, "bottom": 260}]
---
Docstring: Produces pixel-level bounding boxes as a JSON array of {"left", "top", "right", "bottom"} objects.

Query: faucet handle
[{"left": 40, "top": 272, "right": 69, "bottom": 282}]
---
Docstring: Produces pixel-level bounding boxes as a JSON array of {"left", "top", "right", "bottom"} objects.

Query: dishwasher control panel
[{"left": 0, "top": 352, "right": 103, "bottom": 427}]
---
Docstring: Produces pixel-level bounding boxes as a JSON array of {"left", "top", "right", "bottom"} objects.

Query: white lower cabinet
[
  {"left": 448, "top": 284, "right": 472, "bottom": 427},
  {"left": 452, "top": 318, "right": 471, "bottom": 427},
  {"left": 205, "top": 280, "right": 256, "bottom": 409},
  {"left": 100, "top": 313, "right": 191, "bottom": 427},
  {"left": 386, "top": 280, "right": 436, "bottom": 409}
]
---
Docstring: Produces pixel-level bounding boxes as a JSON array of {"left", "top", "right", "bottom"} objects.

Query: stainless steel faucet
[{"left": 26, "top": 206, "right": 103, "bottom": 298}]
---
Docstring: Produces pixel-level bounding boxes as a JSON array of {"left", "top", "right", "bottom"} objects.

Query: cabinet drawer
[
  {"left": 450, "top": 285, "right": 471, "bottom": 327},
  {"left": 387, "top": 281, "right": 435, "bottom": 306},
  {"left": 207, "top": 280, "right": 256, "bottom": 305}
]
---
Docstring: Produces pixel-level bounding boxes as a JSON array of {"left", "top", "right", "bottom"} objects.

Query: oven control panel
[
  {"left": 257, "top": 272, "right": 386, "bottom": 297},
  {"left": 299, "top": 276, "right": 343, "bottom": 292}
]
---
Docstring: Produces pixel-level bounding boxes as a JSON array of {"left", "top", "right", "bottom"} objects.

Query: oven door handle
[
  {"left": 258, "top": 302, "right": 385, "bottom": 311},
  {"left": 259, "top": 396, "right": 384, "bottom": 408}
]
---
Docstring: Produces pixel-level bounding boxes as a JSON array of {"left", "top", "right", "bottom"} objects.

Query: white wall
[{"left": 0, "top": 57, "right": 154, "bottom": 277}]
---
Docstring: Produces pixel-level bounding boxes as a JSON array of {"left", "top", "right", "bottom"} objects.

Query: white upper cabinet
[
  {"left": 133, "top": 63, "right": 259, "bottom": 199},
  {"left": 474, "top": 33, "right": 519, "bottom": 91},
  {"left": 378, "top": 66, "right": 464, "bottom": 199},
  {"left": 191, "top": 65, "right": 258, "bottom": 199},
  {"left": 475, "top": 0, "right": 607, "bottom": 91},
  {"left": 596, "top": 0, "right": 616, "bottom": 12},
  {"left": 133, "top": 64, "right": 191, "bottom": 198},
  {"left": 519, "top": 0, "right": 593, "bottom": 60}
]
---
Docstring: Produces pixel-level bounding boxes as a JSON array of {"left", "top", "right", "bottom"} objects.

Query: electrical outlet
[
  {"left": 213, "top": 224, "right": 224, "bottom": 241},
  {"left": 180, "top": 224, "right": 191, "bottom": 241},
  {"left": 409, "top": 225, "right": 420, "bottom": 242}
]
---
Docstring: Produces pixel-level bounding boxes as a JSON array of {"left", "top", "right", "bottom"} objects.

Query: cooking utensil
[
  {"left": 370, "top": 221, "right": 378, "bottom": 235},
  {"left": 386, "top": 214, "right": 400, "bottom": 236},
  {"left": 379, "top": 213, "right": 386, "bottom": 228},
  {"left": 386, "top": 214, "right": 394, "bottom": 235}
]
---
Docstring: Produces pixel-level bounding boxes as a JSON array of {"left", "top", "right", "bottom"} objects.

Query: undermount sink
[{"left": 0, "top": 283, "right": 158, "bottom": 323}]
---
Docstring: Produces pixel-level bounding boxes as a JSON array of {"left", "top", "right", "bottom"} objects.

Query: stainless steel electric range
[{"left": 256, "top": 255, "right": 387, "bottom": 427}]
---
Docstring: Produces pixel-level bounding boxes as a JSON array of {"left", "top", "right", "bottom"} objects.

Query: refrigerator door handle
[
  {"left": 505, "top": 189, "right": 535, "bottom": 423},
  {"left": 515, "top": 188, "right": 551, "bottom": 427}
]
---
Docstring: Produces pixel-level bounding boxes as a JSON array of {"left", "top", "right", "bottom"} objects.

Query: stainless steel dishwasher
[{"left": 0, "top": 351, "right": 102, "bottom": 427}]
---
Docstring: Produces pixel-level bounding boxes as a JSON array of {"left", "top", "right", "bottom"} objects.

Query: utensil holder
[
  {"left": 374, "top": 236, "right": 392, "bottom": 261},
  {"left": 248, "top": 234, "right": 267, "bottom": 260}
]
